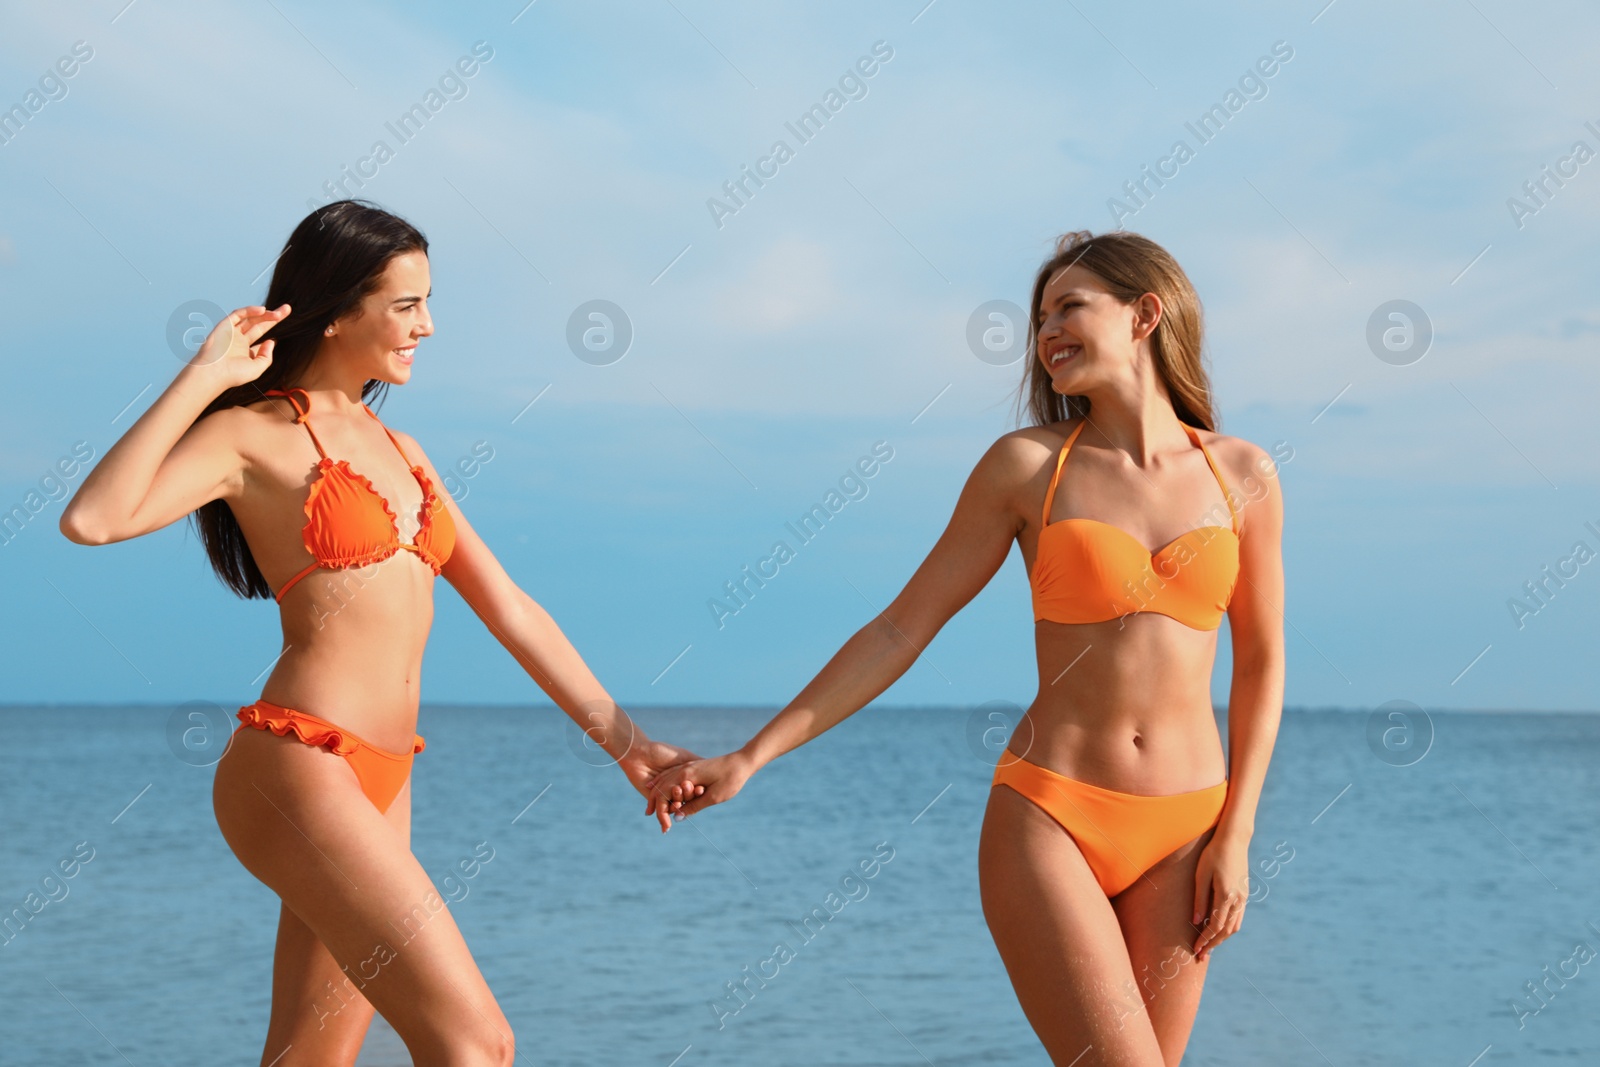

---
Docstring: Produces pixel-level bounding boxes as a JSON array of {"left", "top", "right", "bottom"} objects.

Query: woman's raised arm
[{"left": 60, "top": 305, "right": 287, "bottom": 544}]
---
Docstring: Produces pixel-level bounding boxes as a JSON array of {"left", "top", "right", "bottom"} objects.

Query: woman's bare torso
[
  {"left": 1008, "top": 424, "right": 1231, "bottom": 796},
  {"left": 224, "top": 395, "right": 438, "bottom": 752},
  {"left": 1019, "top": 616, "right": 1227, "bottom": 793}
]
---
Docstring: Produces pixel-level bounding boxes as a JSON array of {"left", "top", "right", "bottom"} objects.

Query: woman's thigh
[
  {"left": 978, "top": 784, "right": 1167, "bottom": 1067},
  {"left": 1112, "top": 826, "right": 1217, "bottom": 1067},
  {"left": 257, "top": 775, "right": 419, "bottom": 1066},
  {"left": 213, "top": 727, "right": 511, "bottom": 1065}
]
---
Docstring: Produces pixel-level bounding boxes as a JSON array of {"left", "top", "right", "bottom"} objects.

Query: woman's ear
[{"left": 1135, "top": 292, "right": 1163, "bottom": 340}]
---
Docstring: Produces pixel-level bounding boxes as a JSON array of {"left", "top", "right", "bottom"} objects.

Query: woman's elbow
[
  {"left": 471, "top": 582, "right": 540, "bottom": 633},
  {"left": 1233, "top": 641, "right": 1285, "bottom": 677},
  {"left": 873, "top": 608, "right": 938, "bottom": 660},
  {"left": 59, "top": 505, "right": 110, "bottom": 546}
]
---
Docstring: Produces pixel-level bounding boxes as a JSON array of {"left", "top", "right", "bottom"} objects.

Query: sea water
[{"left": 0, "top": 705, "right": 1595, "bottom": 1065}]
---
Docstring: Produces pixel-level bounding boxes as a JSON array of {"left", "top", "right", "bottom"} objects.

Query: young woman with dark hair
[
  {"left": 60, "top": 200, "right": 702, "bottom": 1066},
  {"left": 647, "top": 230, "right": 1286, "bottom": 1066}
]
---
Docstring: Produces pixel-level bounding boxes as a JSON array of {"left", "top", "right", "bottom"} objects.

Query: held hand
[
  {"left": 643, "top": 750, "right": 756, "bottom": 829},
  {"left": 1191, "top": 832, "right": 1250, "bottom": 961},
  {"left": 183, "top": 304, "right": 290, "bottom": 390},
  {"left": 616, "top": 737, "right": 707, "bottom": 834}
]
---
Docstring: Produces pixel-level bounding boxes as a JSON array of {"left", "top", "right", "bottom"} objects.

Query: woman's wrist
[
  {"left": 613, "top": 712, "right": 655, "bottom": 762},
  {"left": 570, "top": 699, "right": 644, "bottom": 764},
  {"left": 169, "top": 371, "right": 242, "bottom": 416},
  {"left": 734, "top": 740, "right": 771, "bottom": 774},
  {"left": 621, "top": 728, "right": 654, "bottom": 761}
]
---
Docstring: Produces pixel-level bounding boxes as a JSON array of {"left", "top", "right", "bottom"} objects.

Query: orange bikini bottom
[
  {"left": 992, "top": 753, "right": 1227, "bottom": 898},
  {"left": 235, "top": 699, "right": 425, "bottom": 814}
]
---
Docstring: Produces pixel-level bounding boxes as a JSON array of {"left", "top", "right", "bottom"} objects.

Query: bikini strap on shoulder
[
  {"left": 264, "top": 387, "right": 328, "bottom": 460},
  {"left": 263, "top": 387, "right": 307, "bottom": 420},
  {"left": 1185, "top": 423, "right": 1239, "bottom": 535},
  {"left": 1040, "top": 420, "right": 1087, "bottom": 527},
  {"left": 362, "top": 404, "right": 416, "bottom": 468}
]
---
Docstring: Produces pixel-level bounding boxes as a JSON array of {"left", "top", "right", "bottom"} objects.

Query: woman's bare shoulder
[
  {"left": 990, "top": 420, "right": 1081, "bottom": 466},
  {"left": 965, "top": 423, "right": 1085, "bottom": 530},
  {"left": 1194, "top": 426, "right": 1279, "bottom": 484},
  {"left": 196, "top": 393, "right": 307, "bottom": 475}
]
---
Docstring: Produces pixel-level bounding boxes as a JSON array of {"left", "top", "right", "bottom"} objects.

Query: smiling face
[
  {"left": 323, "top": 249, "right": 433, "bottom": 384},
  {"left": 1035, "top": 262, "right": 1161, "bottom": 396}
]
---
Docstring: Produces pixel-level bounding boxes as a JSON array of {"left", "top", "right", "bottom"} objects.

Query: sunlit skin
[
  {"left": 646, "top": 261, "right": 1285, "bottom": 1066},
  {"left": 59, "top": 249, "right": 707, "bottom": 1066}
]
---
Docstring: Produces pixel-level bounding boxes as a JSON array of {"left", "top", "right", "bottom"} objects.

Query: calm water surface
[{"left": 1, "top": 705, "right": 1596, "bottom": 1065}]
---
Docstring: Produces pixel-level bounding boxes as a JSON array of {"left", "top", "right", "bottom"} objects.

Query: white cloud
[{"left": 701, "top": 236, "right": 845, "bottom": 334}]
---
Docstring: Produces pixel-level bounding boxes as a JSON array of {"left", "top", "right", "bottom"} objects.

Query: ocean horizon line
[{"left": 1, "top": 702, "right": 1595, "bottom": 715}]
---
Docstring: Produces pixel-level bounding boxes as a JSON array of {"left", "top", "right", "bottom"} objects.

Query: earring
[{"left": 324, "top": 326, "right": 334, "bottom": 336}]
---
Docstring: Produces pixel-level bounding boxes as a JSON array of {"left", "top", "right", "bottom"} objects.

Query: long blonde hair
[{"left": 1015, "top": 230, "right": 1216, "bottom": 431}]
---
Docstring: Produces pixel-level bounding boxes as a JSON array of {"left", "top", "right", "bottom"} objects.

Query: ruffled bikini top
[
  {"left": 266, "top": 387, "right": 456, "bottom": 603},
  {"left": 1030, "top": 420, "right": 1240, "bottom": 631}
]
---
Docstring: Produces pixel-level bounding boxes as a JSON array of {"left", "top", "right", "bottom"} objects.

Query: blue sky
[{"left": 1, "top": 0, "right": 1596, "bottom": 711}]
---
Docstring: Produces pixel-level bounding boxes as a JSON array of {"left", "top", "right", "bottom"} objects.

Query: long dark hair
[
  {"left": 190, "top": 200, "right": 429, "bottom": 599},
  {"left": 1015, "top": 230, "right": 1216, "bottom": 432}
]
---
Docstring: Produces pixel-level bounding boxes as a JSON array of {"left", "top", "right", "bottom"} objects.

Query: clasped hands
[{"left": 622, "top": 742, "right": 757, "bottom": 834}]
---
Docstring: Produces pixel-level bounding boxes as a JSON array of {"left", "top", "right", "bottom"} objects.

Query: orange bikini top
[
  {"left": 266, "top": 387, "right": 456, "bottom": 603},
  {"left": 1031, "top": 421, "right": 1239, "bottom": 631}
]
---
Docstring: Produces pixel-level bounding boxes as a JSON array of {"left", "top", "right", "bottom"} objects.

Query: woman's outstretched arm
[
  {"left": 647, "top": 432, "right": 1039, "bottom": 821},
  {"left": 404, "top": 437, "right": 706, "bottom": 831},
  {"left": 60, "top": 305, "right": 288, "bottom": 544}
]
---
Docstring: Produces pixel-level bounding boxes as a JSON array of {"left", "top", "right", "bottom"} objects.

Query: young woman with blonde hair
[{"left": 649, "top": 230, "right": 1286, "bottom": 1065}]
